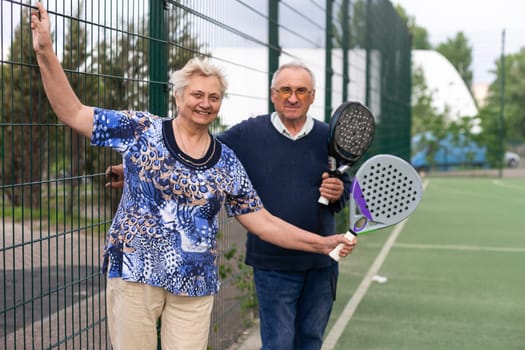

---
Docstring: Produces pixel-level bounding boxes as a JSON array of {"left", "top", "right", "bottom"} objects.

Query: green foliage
[
  {"left": 332, "top": 0, "right": 367, "bottom": 49},
  {"left": 476, "top": 105, "right": 501, "bottom": 167},
  {"left": 349, "top": 0, "right": 367, "bottom": 48},
  {"left": 214, "top": 241, "right": 257, "bottom": 349},
  {"left": 395, "top": 6, "right": 473, "bottom": 94},
  {"left": 398, "top": 6, "right": 480, "bottom": 170},
  {"left": 477, "top": 48, "right": 525, "bottom": 165},
  {"left": 0, "top": 3, "right": 52, "bottom": 207},
  {"left": 410, "top": 64, "right": 482, "bottom": 170},
  {"left": 436, "top": 32, "right": 473, "bottom": 89},
  {"left": 489, "top": 48, "right": 525, "bottom": 141},
  {"left": 219, "top": 243, "right": 257, "bottom": 320},
  {"left": 59, "top": 1, "right": 97, "bottom": 213},
  {"left": 2, "top": 184, "right": 108, "bottom": 229},
  {"left": 208, "top": 116, "right": 230, "bottom": 136},
  {"left": 410, "top": 66, "right": 445, "bottom": 136},
  {"left": 336, "top": 206, "right": 349, "bottom": 233},
  {"left": 1, "top": 1, "right": 202, "bottom": 211},
  {"left": 410, "top": 66, "right": 448, "bottom": 167},
  {"left": 394, "top": 4, "right": 432, "bottom": 49},
  {"left": 219, "top": 246, "right": 237, "bottom": 279}
]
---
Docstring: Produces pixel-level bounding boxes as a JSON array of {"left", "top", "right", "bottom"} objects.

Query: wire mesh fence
[{"left": 1, "top": 0, "right": 411, "bottom": 348}]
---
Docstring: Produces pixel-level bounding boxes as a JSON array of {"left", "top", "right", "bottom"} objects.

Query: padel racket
[
  {"left": 329, "top": 154, "right": 423, "bottom": 261},
  {"left": 319, "top": 101, "right": 375, "bottom": 205}
]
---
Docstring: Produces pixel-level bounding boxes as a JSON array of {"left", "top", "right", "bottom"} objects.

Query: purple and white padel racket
[{"left": 329, "top": 154, "right": 423, "bottom": 261}]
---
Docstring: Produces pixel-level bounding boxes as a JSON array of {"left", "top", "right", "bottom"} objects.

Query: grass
[
  {"left": 2, "top": 182, "right": 116, "bottom": 230},
  {"left": 326, "top": 176, "right": 525, "bottom": 350}
]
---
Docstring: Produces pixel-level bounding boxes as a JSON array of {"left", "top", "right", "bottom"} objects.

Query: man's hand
[
  {"left": 105, "top": 164, "right": 125, "bottom": 188},
  {"left": 319, "top": 172, "right": 344, "bottom": 203}
]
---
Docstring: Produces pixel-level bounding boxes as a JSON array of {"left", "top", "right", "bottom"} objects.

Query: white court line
[
  {"left": 321, "top": 179, "right": 429, "bottom": 350},
  {"left": 492, "top": 179, "right": 525, "bottom": 191},
  {"left": 395, "top": 242, "right": 525, "bottom": 253},
  {"left": 321, "top": 219, "right": 408, "bottom": 350}
]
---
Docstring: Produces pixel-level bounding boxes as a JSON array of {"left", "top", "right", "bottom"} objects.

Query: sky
[{"left": 392, "top": 0, "right": 525, "bottom": 85}]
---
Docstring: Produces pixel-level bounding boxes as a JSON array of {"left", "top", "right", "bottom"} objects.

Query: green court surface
[{"left": 325, "top": 177, "right": 525, "bottom": 350}]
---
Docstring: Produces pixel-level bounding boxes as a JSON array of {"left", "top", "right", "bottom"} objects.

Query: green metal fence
[{"left": 0, "top": 0, "right": 411, "bottom": 349}]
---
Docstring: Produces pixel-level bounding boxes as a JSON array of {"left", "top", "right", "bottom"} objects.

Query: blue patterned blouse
[{"left": 91, "top": 108, "right": 263, "bottom": 296}]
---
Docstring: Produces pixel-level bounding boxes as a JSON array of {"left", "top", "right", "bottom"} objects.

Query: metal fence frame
[{"left": 1, "top": 0, "right": 411, "bottom": 349}]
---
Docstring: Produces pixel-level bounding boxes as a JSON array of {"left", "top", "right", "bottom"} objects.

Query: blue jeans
[{"left": 253, "top": 265, "right": 338, "bottom": 350}]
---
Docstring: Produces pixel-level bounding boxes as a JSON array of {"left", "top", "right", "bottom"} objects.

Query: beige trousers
[{"left": 106, "top": 278, "right": 214, "bottom": 350}]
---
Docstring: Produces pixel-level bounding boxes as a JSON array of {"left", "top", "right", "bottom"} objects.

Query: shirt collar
[{"left": 271, "top": 112, "right": 314, "bottom": 140}]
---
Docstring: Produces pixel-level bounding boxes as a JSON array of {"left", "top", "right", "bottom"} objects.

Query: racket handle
[
  {"left": 328, "top": 231, "right": 356, "bottom": 261},
  {"left": 318, "top": 195, "right": 330, "bottom": 205},
  {"left": 318, "top": 164, "right": 350, "bottom": 206}
]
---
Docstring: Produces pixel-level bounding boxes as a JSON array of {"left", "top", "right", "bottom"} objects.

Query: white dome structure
[{"left": 412, "top": 50, "right": 478, "bottom": 120}]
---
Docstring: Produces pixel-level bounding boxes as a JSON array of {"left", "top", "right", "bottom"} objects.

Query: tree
[
  {"left": 92, "top": 5, "right": 202, "bottom": 112},
  {"left": 1, "top": 2, "right": 203, "bottom": 209},
  {"left": 410, "top": 66, "right": 444, "bottom": 135},
  {"left": 494, "top": 48, "right": 525, "bottom": 141},
  {"left": 395, "top": 5, "right": 484, "bottom": 170},
  {"left": 394, "top": 4, "right": 432, "bottom": 49},
  {"left": 436, "top": 32, "right": 473, "bottom": 89},
  {"left": 410, "top": 65, "right": 448, "bottom": 167},
  {"left": 332, "top": 0, "right": 366, "bottom": 49},
  {"left": 411, "top": 64, "right": 482, "bottom": 170},
  {"left": 349, "top": 0, "right": 367, "bottom": 48},
  {"left": 478, "top": 47, "right": 525, "bottom": 165},
  {"left": 81, "top": 3, "right": 206, "bottom": 209},
  {"left": 0, "top": 4, "right": 51, "bottom": 208},
  {"left": 59, "top": 1, "right": 101, "bottom": 213}
]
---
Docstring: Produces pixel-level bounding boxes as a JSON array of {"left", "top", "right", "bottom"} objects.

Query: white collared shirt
[{"left": 270, "top": 112, "right": 314, "bottom": 140}]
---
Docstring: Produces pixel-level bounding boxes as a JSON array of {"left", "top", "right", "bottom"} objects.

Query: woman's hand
[
  {"left": 31, "top": 2, "right": 52, "bottom": 55},
  {"left": 236, "top": 209, "right": 357, "bottom": 258}
]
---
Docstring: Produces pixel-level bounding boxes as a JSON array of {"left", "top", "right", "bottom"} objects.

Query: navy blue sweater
[{"left": 219, "top": 115, "right": 350, "bottom": 271}]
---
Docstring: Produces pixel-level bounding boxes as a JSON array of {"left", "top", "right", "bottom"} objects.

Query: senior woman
[{"left": 31, "top": 3, "right": 354, "bottom": 349}]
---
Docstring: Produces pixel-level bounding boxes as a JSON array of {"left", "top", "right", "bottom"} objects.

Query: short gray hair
[
  {"left": 171, "top": 57, "right": 228, "bottom": 97},
  {"left": 270, "top": 61, "right": 316, "bottom": 88}
]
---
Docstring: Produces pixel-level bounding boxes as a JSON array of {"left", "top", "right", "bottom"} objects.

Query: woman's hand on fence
[{"left": 30, "top": 2, "right": 52, "bottom": 54}]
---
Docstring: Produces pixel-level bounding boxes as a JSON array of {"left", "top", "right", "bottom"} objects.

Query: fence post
[
  {"left": 268, "top": 0, "right": 280, "bottom": 114},
  {"left": 365, "top": 0, "right": 371, "bottom": 108},
  {"left": 498, "top": 29, "right": 506, "bottom": 178},
  {"left": 324, "top": 0, "right": 333, "bottom": 122},
  {"left": 342, "top": 0, "right": 350, "bottom": 102},
  {"left": 149, "top": 0, "right": 169, "bottom": 116}
]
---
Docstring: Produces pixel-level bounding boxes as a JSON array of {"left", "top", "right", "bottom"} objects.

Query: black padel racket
[
  {"left": 319, "top": 101, "right": 375, "bottom": 205},
  {"left": 329, "top": 154, "right": 423, "bottom": 261}
]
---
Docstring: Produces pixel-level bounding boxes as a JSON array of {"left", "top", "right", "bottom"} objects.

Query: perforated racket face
[
  {"left": 330, "top": 102, "right": 375, "bottom": 163},
  {"left": 352, "top": 155, "right": 423, "bottom": 226}
]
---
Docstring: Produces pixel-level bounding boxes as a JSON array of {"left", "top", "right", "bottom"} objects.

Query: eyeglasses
[{"left": 272, "top": 87, "right": 313, "bottom": 99}]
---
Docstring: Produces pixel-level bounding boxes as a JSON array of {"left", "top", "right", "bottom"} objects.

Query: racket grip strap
[
  {"left": 318, "top": 165, "right": 349, "bottom": 206},
  {"left": 328, "top": 231, "right": 357, "bottom": 261},
  {"left": 318, "top": 196, "right": 330, "bottom": 205},
  {"left": 328, "top": 168, "right": 345, "bottom": 179}
]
